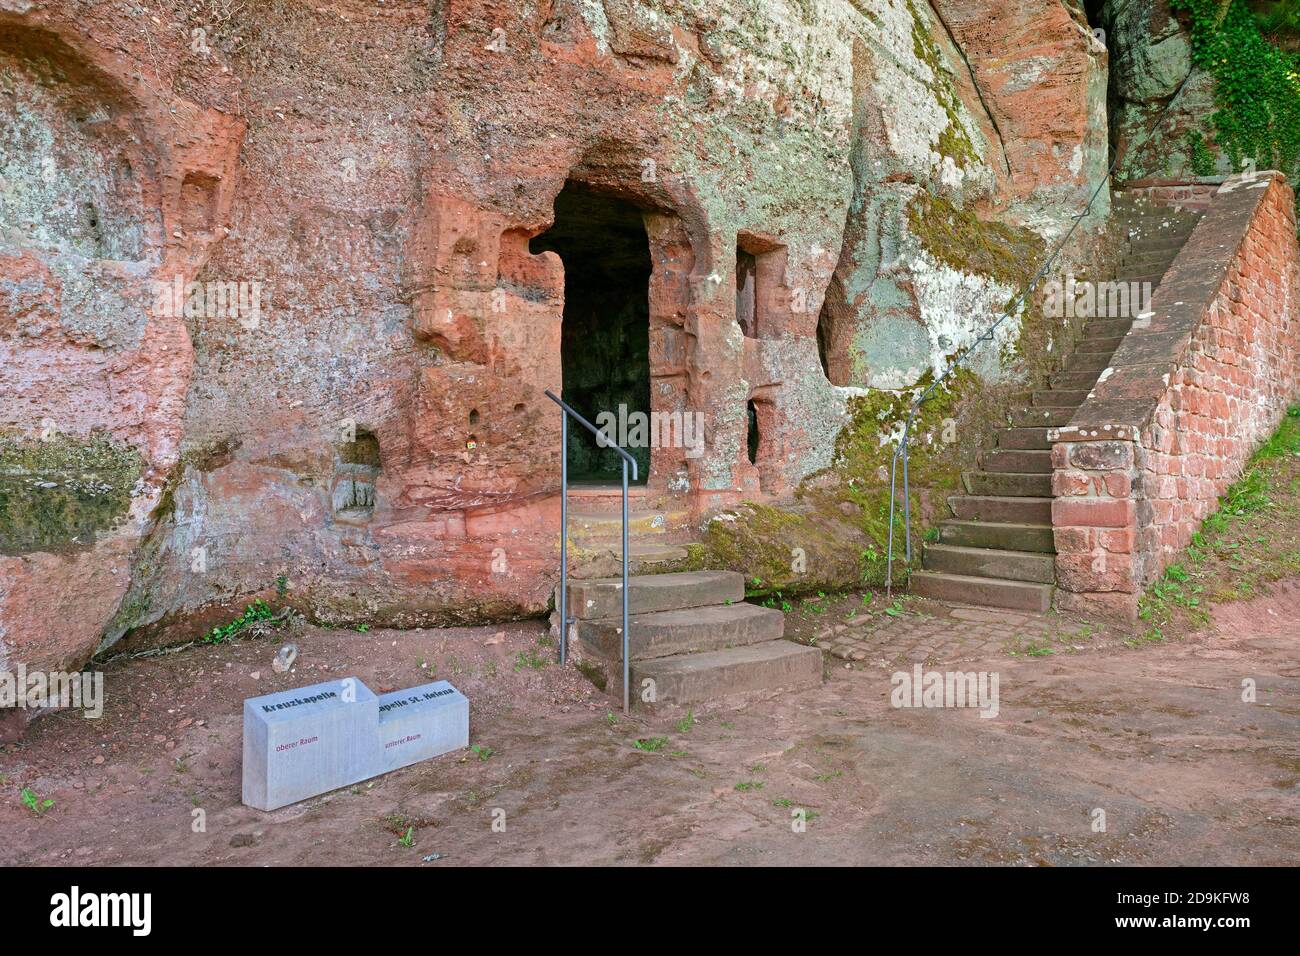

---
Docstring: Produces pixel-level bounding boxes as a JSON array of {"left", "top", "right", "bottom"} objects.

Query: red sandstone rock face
[
  {"left": 1, "top": 0, "right": 1115, "bottom": 718},
  {"left": 0, "top": 7, "right": 244, "bottom": 719}
]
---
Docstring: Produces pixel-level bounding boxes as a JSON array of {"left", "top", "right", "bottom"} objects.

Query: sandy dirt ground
[{"left": 1, "top": 583, "right": 1297, "bottom": 867}]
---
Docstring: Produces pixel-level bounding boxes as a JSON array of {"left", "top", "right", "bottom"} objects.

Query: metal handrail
[
  {"left": 885, "top": 68, "right": 1195, "bottom": 596},
  {"left": 545, "top": 389, "right": 639, "bottom": 713}
]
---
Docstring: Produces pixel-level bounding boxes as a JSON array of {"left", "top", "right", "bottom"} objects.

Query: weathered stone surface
[
  {"left": 0, "top": 0, "right": 1235, "bottom": 726},
  {"left": 568, "top": 570, "right": 743, "bottom": 620},
  {"left": 630, "top": 640, "right": 822, "bottom": 706},
  {"left": 1053, "top": 176, "right": 1300, "bottom": 618},
  {"left": 577, "top": 602, "right": 785, "bottom": 662}
]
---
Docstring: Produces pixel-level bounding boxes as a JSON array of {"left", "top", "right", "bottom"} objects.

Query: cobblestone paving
[{"left": 807, "top": 596, "right": 1126, "bottom": 670}]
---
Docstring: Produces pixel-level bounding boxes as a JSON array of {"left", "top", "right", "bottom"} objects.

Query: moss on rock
[
  {"left": 906, "top": 0, "right": 981, "bottom": 170},
  {"left": 907, "top": 190, "right": 1046, "bottom": 292},
  {"left": 0, "top": 433, "right": 143, "bottom": 555},
  {"left": 666, "top": 368, "right": 992, "bottom": 598}
]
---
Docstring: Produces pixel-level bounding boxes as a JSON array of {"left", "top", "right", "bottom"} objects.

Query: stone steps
[
  {"left": 1009, "top": 405, "right": 1075, "bottom": 427},
  {"left": 1081, "top": 318, "right": 1132, "bottom": 337},
  {"left": 570, "top": 568, "right": 820, "bottom": 708},
  {"left": 630, "top": 641, "right": 822, "bottom": 706},
  {"left": 905, "top": 190, "right": 1202, "bottom": 617},
  {"left": 1077, "top": 334, "right": 1124, "bottom": 352},
  {"left": 568, "top": 570, "right": 742, "bottom": 619},
  {"left": 998, "top": 427, "right": 1052, "bottom": 449},
  {"left": 921, "top": 543, "right": 1056, "bottom": 584},
  {"left": 1064, "top": 349, "right": 1115, "bottom": 373},
  {"left": 979, "top": 448, "right": 1053, "bottom": 474},
  {"left": 577, "top": 601, "right": 783, "bottom": 661},
  {"left": 948, "top": 494, "right": 1053, "bottom": 524},
  {"left": 937, "top": 520, "right": 1055, "bottom": 552},
  {"left": 565, "top": 484, "right": 650, "bottom": 514},
  {"left": 567, "top": 508, "right": 678, "bottom": 537},
  {"left": 962, "top": 470, "right": 1052, "bottom": 497},
  {"left": 1032, "top": 389, "right": 1088, "bottom": 407},
  {"left": 909, "top": 570, "right": 1053, "bottom": 612},
  {"left": 1050, "top": 370, "right": 1104, "bottom": 391}
]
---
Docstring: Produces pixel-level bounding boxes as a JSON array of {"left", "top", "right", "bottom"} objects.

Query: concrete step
[
  {"left": 998, "top": 426, "right": 1052, "bottom": 450},
  {"left": 962, "top": 471, "right": 1052, "bottom": 497},
  {"left": 1009, "top": 405, "right": 1074, "bottom": 427},
  {"left": 1033, "top": 389, "right": 1088, "bottom": 407},
  {"left": 948, "top": 495, "right": 1053, "bottom": 524},
  {"left": 909, "top": 570, "right": 1053, "bottom": 612},
  {"left": 980, "top": 449, "right": 1053, "bottom": 474},
  {"left": 630, "top": 640, "right": 822, "bottom": 707},
  {"left": 568, "top": 570, "right": 743, "bottom": 620},
  {"left": 1049, "top": 370, "right": 1103, "bottom": 391},
  {"left": 922, "top": 543, "right": 1056, "bottom": 584},
  {"left": 577, "top": 601, "right": 784, "bottom": 662},
  {"left": 938, "top": 519, "right": 1055, "bottom": 553}
]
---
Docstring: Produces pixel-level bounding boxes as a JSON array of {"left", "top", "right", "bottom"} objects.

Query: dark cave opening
[{"left": 531, "top": 183, "right": 651, "bottom": 484}]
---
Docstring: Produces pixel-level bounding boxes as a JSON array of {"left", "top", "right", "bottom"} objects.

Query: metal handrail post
[
  {"left": 559, "top": 413, "right": 569, "bottom": 665},
  {"left": 621, "top": 458, "right": 630, "bottom": 715},
  {"left": 544, "top": 389, "right": 638, "bottom": 713}
]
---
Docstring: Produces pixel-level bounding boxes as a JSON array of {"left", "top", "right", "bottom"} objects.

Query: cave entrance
[{"left": 532, "top": 182, "right": 652, "bottom": 484}]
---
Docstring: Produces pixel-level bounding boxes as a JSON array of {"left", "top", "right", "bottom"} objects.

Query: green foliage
[
  {"left": 633, "top": 737, "right": 668, "bottom": 753},
  {"left": 1185, "top": 130, "right": 1218, "bottom": 176},
  {"left": 513, "top": 648, "right": 549, "bottom": 671},
  {"left": 1173, "top": 0, "right": 1300, "bottom": 176},
  {"left": 1252, "top": 1, "right": 1300, "bottom": 39},
  {"left": 202, "top": 600, "right": 275, "bottom": 644},
  {"left": 20, "top": 787, "right": 54, "bottom": 815},
  {"left": 1136, "top": 406, "right": 1300, "bottom": 641}
]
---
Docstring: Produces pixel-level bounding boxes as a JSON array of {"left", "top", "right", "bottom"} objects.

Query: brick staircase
[
  {"left": 909, "top": 193, "right": 1203, "bottom": 612},
  {"left": 565, "top": 569, "right": 822, "bottom": 708}
]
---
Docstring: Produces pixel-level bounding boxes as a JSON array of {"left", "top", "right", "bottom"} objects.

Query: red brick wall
[{"left": 1051, "top": 174, "right": 1300, "bottom": 621}]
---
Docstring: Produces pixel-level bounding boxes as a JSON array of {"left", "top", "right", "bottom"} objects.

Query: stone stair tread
[
  {"left": 949, "top": 494, "right": 1053, "bottom": 523},
  {"left": 568, "top": 570, "right": 743, "bottom": 619},
  {"left": 938, "top": 519, "right": 1056, "bottom": 553},
  {"left": 630, "top": 640, "right": 822, "bottom": 706},
  {"left": 962, "top": 471, "right": 1053, "bottom": 497},
  {"left": 921, "top": 543, "right": 1056, "bottom": 584},
  {"left": 998, "top": 427, "right": 1052, "bottom": 449},
  {"left": 909, "top": 570, "right": 1054, "bottom": 612},
  {"left": 577, "top": 601, "right": 784, "bottom": 661},
  {"left": 980, "top": 449, "right": 1053, "bottom": 474}
]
